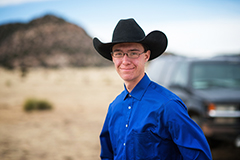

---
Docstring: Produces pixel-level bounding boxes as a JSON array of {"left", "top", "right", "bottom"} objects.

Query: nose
[
  {"left": 122, "top": 54, "right": 129, "bottom": 61},
  {"left": 122, "top": 54, "right": 131, "bottom": 64}
]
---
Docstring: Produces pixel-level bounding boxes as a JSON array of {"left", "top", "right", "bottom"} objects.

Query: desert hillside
[{"left": 0, "top": 15, "right": 111, "bottom": 69}]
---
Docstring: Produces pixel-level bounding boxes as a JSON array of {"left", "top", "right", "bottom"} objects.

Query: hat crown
[
  {"left": 112, "top": 18, "right": 145, "bottom": 43},
  {"left": 93, "top": 18, "right": 168, "bottom": 61}
]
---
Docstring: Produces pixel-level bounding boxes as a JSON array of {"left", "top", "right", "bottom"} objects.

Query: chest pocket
[{"left": 129, "top": 130, "right": 159, "bottom": 160}]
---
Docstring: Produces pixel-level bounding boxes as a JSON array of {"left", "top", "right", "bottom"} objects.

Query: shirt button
[
  {"left": 128, "top": 106, "right": 131, "bottom": 109},
  {"left": 126, "top": 124, "right": 128, "bottom": 127},
  {"left": 129, "top": 94, "right": 132, "bottom": 97},
  {"left": 123, "top": 143, "right": 126, "bottom": 146}
]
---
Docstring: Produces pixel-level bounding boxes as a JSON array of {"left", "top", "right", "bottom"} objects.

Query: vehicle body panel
[{"left": 147, "top": 55, "right": 240, "bottom": 142}]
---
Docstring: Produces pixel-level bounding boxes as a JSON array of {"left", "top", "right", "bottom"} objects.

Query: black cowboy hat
[{"left": 93, "top": 18, "right": 168, "bottom": 61}]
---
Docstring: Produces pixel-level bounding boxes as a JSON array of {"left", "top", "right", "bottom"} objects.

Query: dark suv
[{"left": 147, "top": 55, "right": 240, "bottom": 146}]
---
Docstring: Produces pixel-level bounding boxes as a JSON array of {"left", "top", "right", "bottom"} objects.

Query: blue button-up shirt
[{"left": 100, "top": 74, "right": 212, "bottom": 160}]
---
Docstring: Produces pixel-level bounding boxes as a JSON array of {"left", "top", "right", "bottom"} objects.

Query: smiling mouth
[{"left": 120, "top": 67, "right": 134, "bottom": 71}]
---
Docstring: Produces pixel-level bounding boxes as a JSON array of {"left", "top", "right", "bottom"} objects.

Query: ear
[{"left": 145, "top": 50, "right": 151, "bottom": 62}]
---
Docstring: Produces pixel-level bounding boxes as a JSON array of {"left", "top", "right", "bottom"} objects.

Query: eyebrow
[{"left": 113, "top": 49, "right": 140, "bottom": 52}]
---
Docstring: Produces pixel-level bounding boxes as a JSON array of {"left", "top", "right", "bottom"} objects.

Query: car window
[
  {"left": 147, "top": 57, "right": 180, "bottom": 87},
  {"left": 147, "top": 59, "right": 167, "bottom": 85},
  {"left": 191, "top": 62, "right": 240, "bottom": 89},
  {"left": 162, "top": 60, "right": 178, "bottom": 87},
  {"left": 170, "top": 62, "right": 189, "bottom": 87}
]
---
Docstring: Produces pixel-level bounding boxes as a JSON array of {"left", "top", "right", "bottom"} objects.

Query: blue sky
[{"left": 0, "top": 0, "right": 240, "bottom": 57}]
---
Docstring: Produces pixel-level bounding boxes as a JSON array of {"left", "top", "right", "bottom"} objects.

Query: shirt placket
[{"left": 123, "top": 94, "right": 134, "bottom": 159}]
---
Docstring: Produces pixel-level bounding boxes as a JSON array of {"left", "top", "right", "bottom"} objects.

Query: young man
[{"left": 93, "top": 18, "right": 212, "bottom": 160}]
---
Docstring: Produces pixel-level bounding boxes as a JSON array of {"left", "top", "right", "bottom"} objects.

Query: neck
[
  {"left": 124, "top": 73, "right": 145, "bottom": 93},
  {"left": 125, "top": 82, "right": 136, "bottom": 93}
]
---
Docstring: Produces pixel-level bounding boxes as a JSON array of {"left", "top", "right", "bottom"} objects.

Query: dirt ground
[{"left": 0, "top": 67, "right": 239, "bottom": 160}]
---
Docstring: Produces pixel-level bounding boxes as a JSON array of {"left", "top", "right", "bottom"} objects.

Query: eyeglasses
[{"left": 111, "top": 51, "right": 145, "bottom": 59}]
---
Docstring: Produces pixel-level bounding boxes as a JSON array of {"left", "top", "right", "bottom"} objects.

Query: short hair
[{"left": 141, "top": 43, "right": 149, "bottom": 52}]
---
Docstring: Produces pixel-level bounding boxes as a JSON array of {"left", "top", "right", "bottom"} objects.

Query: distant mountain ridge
[{"left": 0, "top": 14, "right": 111, "bottom": 69}]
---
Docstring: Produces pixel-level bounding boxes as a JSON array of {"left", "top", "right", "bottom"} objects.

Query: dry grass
[
  {"left": 0, "top": 67, "right": 239, "bottom": 160},
  {"left": 0, "top": 67, "right": 123, "bottom": 160}
]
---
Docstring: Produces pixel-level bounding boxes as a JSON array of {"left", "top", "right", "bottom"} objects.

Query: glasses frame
[{"left": 111, "top": 51, "right": 146, "bottom": 59}]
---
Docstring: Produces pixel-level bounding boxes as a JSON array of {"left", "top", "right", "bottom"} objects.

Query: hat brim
[{"left": 93, "top": 30, "right": 168, "bottom": 61}]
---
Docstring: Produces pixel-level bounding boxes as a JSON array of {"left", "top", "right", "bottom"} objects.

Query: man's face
[{"left": 112, "top": 43, "right": 150, "bottom": 84}]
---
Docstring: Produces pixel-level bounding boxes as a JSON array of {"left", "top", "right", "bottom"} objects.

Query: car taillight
[
  {"left": 207, "top": 103, "right": 240, "bottom": 118},
  {"left": 208, "top": 103, "right": 216, "bottom": 116}
]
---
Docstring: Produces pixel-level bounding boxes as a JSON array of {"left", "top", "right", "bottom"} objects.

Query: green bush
[{"left": 23, "top": 98, "right": 53, "bottom": 112}]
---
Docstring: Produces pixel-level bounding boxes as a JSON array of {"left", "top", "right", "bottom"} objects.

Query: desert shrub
[
  {"left": 5, "top": 80, "right": 12, "bottom": 87},
  {"left": 23, "top": 98, "right": 53, "bottom": 112},
  {"left": 37, "top": 100, "right": 52, "bottom": 110}
]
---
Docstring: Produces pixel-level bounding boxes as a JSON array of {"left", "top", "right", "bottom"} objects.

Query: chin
[{"left": 120, "top": 75, "right": 135, "bottom": 82}]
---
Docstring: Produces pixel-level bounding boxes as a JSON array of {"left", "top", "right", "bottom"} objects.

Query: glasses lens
[
  {"left": 113, "top": 52, "right": 124, "bottom": 58},
  {"left": 112, "top": 51, "right": 143, "bottom": 58},
  {"left": 129, "top": 52, "right": 139, "bottom": 58}
]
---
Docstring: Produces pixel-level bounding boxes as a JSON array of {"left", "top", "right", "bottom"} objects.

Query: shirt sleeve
[
  {"left": 163, "top": 100, "right": 212, "bottom": 160},
  {"left": 100, "top": 106, "right": 114, "bottom": 160}
]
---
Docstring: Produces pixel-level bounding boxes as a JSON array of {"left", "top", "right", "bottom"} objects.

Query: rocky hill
[{"left": 0, "top": 14, "right": 111, "bottom": 69}]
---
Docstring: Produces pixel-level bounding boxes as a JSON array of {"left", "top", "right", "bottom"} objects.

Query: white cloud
[
  {"left": 87, "top": 18, "right": 240, "bottom": 58},
  {"left": 144, "top": 18, "right": 240, "bottom": 57},
  {"left": 0, "top": 0, "right": 52, "bottom": 6},
  {"left": 86, "top": 18, "right": 240, "bottom": 58}
]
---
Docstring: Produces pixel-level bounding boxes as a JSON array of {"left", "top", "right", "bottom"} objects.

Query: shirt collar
[{"left": 123, "top": 74, "right": 151, "bottom": 101}]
